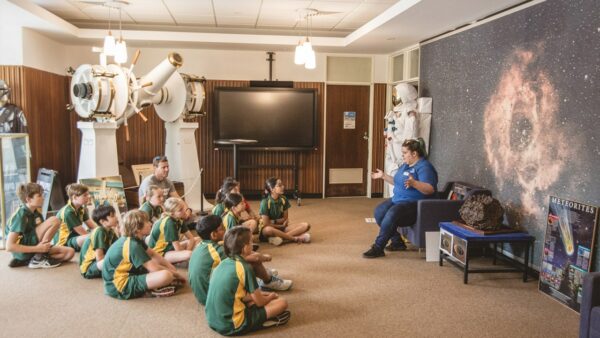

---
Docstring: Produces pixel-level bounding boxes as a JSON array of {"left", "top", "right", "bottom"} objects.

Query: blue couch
[
  {"left": 580, "top": 272, "right": 600, "bottom": 338},
  {"left": 399, "top": 181, "right": 491, "bottom": 249}
]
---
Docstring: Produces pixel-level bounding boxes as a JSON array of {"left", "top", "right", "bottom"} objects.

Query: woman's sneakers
[
  {"left": 27, "top": 254, "right": 61, "bottom": 269},
  {"left": 259, "top": 275, "right": 293, "bottom": 291},
  {"left": 262, "top": 310, "right": 291, "bottom": 329}
]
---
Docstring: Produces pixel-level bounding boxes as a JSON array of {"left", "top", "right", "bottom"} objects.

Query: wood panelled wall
[
  {"left": 371, "top": 83, "right": 387, "bottom": 195},
  {"left": 68, "top": 79, "right": 325, "bottom": 196},
  {"left": 0, "top": 66, "right": 74, "bottom": 184},
  {"left": 1, "top": 65, "right": 386, "bottom": 198}
]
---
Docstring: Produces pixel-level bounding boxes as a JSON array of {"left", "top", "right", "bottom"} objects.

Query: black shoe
[
  {"left": 385, "top": 243, "right": 407, "bottom": 251},
  {"left": 363, "top": 245, "right": 385, "bottom": 258},
  {"left": 8, "top": 258, "right": 30, "bottom": 268},
  {"left": 263, "top": 310, "right": 291, "bottom": 328}
]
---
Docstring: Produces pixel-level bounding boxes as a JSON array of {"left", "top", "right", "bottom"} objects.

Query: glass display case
[{"left": 0, "top": 133, "right": 30, "bottom": 249}]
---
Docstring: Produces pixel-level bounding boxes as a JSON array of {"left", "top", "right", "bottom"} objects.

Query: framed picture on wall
[{"left": 539, "top": 196, "right": 599, "bottom": 313}]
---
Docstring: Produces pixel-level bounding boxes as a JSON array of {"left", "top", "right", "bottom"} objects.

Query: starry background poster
[
  {"left": 420, "top": 0, "right": 600, "bottom": 268},
  {"left": 539, "top": 196, "right": 598, "bottom": 312}
]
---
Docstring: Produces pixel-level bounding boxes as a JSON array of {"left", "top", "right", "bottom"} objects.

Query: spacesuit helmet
[
  {"left": 392, "top": 83, "right": 417, "bottom": 107},
  {"left": 0, "top": 80, "right": 9, "bottom": 108}
]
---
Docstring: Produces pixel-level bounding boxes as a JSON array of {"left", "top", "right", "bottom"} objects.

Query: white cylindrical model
[
  {"left": 77, "top": 121, "right": 119, "bottom": 180},
  {"left": 163, "top": 73, "right": 212, "bottom": 212}
]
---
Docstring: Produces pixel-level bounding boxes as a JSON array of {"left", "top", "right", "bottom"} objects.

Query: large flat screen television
[{"left": 213, "top": 87, "right": 317, "bottom": 150}]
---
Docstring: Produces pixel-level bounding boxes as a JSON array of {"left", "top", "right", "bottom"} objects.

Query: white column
[{"left": 77, "top": 121, "right": 119, "bottom": 180}]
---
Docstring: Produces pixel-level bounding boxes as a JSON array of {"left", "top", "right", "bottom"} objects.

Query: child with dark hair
[
  {"left": 6, "top": 183, "right": 75, "bottom": 268},
  {"left": 190, "top": 215, "right": 291, "bottom": 306},
  {"left": 54, "top": 183, "right": 97, "bottom": 251},
  {"left": 213, "top": 178, "right": 259, "bottom": 228},
  {"left": 79, "top": 205, "right": 119, "bottom": 279},
  {"left": 102, "top": 210, "right": 186, "bottom": 300},
  {"left": 259, "top": 177, "right": 311, "bottom": 246},
  {"left": 205, "top": 226, "right": 290, "bottom": 336},
  {"left": 212, "top": 177, "right": 238, "bottom": 217}
]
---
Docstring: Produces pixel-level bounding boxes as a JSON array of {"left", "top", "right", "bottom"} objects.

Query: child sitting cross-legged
[
  {"left": 205, "top": 226, "right": 291, "bottom": 336},
  {"left": 102, "top": 210, "right": 186, "bottom": 300},
  {"left": 54, "top": 183, "right": 97, "bottom": 251},
  {"left": 79, "top": 205, "right": 119, "bottom": 279},
  {"left": 189, "top": 215, "right": 292, "bottom": 306},
  {"left": 148, "top": 197, "right": 199, "bottom": 264},
  {"left": 6, "top": 183, "right": 75, "bottom": 268},
  {"left": 139, "top": 185, "right": 164, "bottom": 223}
]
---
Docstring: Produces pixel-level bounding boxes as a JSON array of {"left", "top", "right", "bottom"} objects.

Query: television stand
[{"left": 214, "top": 139, "right": 258, "bottom": 179}]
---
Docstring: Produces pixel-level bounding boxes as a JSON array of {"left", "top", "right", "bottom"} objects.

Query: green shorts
[
  {"left": 106, "top": 274, "right": 148, "bottom": 300},
  {"left": 66, "top": 237, "right": 82, "bottom": 252},
  {"left": 241, "top": 305, "right": 267, "bottom": 334},
  {"left": 82, "top": 262, "right": 101, "bottom": 279}
]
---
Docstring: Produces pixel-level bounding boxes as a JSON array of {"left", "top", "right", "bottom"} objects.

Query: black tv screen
[{"left": 213, "top": 87, "right": 317, "bottom": 149}]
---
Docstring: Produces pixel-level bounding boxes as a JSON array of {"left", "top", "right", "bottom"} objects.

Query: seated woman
[{"left": 365, "top": 139, "right": 438, "bottom": 258}]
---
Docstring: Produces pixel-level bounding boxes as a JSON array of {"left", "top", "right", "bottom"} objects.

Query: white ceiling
[{"left": 17, "top": 0, "right": 531, "bottom": 53}]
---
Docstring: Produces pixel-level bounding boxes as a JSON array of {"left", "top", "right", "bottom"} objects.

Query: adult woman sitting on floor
[{"left": 365, "top": 139, "right": 438, "bottom": 258}]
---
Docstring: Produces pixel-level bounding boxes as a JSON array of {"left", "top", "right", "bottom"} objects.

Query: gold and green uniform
[
  {"left": 205, "top": 256, "right": 266, "bottom": 335},
  {"left": 148, "top": 216, "right": 188, "bottom": 256},
  {"left": 102, "top": 236, "right": 151, "bottom": 300},
  {"left": 54, "top": 201, "right": 90, "bottom": 250},
  {"left": 189, "top": 239, "right": 226, "bottom": 305},
  {"left": 139, "top": 201, "right": 163, "bottom": 222},
  {"left": 212, "top": 203, "right": 226, "bottom": 217},
  {"left": 258, "top": 195, "right": 291, "bottom": 234},
  {"left": 221, "top": 210, "right": 239, "bottom": 231},
  {"left": 79, "top": 226, "right": 118, "bottom": 279},
  {"left": 6, "top": 205, "right": 44, "bottom": 261}
]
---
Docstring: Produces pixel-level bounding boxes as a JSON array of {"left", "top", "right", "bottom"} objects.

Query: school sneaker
[
  {"left": 8, "top": 258, "right": 30, "bottom": 268},
  {"left": 28, "top": 254, "right": 61, "bottom": 269},
  {"left": 362, "top": 245, "right": 385, "bottom": 259},
  {"left": 269, "top": 268, "right": 278, "bottom": 277},
  {"left": 150, "top": 285, "right": 176, "bottom": 297},
  {"left": 296, "top": 233, "right": 311, "bottom": 243},
  {"left": 268, "top": 237, "right": 284, "bottom": 246},
  {"left": 262, "top": 310, "right": 291, "bottom": 329},
  {"left": 259, "top": 275, "right": 293, "bottom": 291}
]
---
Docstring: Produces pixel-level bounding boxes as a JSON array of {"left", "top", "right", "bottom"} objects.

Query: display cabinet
[{"left": 0, "top": 133, "right": 30, "bottom": 249}]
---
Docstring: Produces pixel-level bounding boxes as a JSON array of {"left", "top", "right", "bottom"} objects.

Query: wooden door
[{"left": 325, "top": 85, "right": 370, "bottom": 197}]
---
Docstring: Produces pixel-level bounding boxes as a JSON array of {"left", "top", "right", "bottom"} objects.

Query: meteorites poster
[{"left": 539, "top": 196, "right": 598, "bottom": 312}]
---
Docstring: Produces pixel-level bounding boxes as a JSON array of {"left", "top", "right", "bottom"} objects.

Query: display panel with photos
[
  {"left": 539, "top": 196, "right": 599, "bottom": 312},
  {"left": 79, "top": 176, "right": 128, "bottom": 221}
]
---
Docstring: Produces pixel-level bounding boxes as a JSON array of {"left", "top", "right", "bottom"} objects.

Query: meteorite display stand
[{"left": 438, "top": 222, "right": 534, "bottom": 284}]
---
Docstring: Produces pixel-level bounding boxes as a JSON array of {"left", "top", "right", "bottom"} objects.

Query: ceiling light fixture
[
  {"left": 294, "top": 9, "right": 317, "bottom": 70},
  {"left": 103, "top": 6, "right": 115, "bottom": 56},
  {"left": 114, "top": 7, "right": 127, "bottom": 64}
]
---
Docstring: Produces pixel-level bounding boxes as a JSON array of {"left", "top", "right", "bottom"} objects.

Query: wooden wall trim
[{"left": 372, "top": 83, "right": 387, "bottom": 194}]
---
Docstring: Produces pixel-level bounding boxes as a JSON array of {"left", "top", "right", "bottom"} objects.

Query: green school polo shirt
[
  {"left": 148, "top": 216, "right": 188, "bottom": 255},
  {"left": 7, "top": 205, "right": 44, "bottom": 261},
  {"left": 79, "top": 226, "right": 118, "bottom": 275},
  {"left": 102, "top": 236, "right": 150, "bottom": 298},
  {"left": 189, "top": 239, "right": 226, "bottom": 305},
  {"left": 54, "top": 201, "right": 89, "bottom": 246},
  {"left": 259, "top": 195, "right": 290, "bottom": 221}
]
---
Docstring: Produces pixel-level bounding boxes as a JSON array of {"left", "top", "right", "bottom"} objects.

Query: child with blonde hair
[
  {"left": 102, "top": 210, "right": 186, "bottom": 299},
  {"left": 54, "top": 183, "right": 97, "bottom": 251},
  {"left": 139, "top": 185, "right": 164, "bottom": 222},
  {"left": 6, "top": 183, "right": 74, "bottom": 268},
  {"left": 259, "top": 177, "right": 311, "bottom": 246},
  {"left": 148, "top": 197, "right": 199, "bottom": 264}
]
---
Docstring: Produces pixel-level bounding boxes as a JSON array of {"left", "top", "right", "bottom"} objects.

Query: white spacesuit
[
  {"left": 0, "top": 80, "right": 28, "bottom": 133},
  {"left": 384, "top": 83, "right": 419, "bottom": 175}
]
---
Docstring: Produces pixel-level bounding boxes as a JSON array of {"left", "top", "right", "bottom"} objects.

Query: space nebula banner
[
  {"left": 420, "top": 0, "right": 600, "bottom": 268},
  {"left": 539, "top": 197, "right": 598, "bottom": 312}
]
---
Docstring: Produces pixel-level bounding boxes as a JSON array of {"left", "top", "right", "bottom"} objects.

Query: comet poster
[{"left": 539, "top": 196, "right": 598, "bottom": 312}]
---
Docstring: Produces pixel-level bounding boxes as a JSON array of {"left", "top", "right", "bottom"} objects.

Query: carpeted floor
[{"left": 0, "top": 198, "right": 579, "bottom": 337}]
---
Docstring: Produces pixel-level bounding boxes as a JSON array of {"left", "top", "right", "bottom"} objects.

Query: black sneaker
[
  {"left": 263, "top": 310, "right": 291, "bottom": 328},
  {"left": 8, "top": 258, "right": 30, "bottom": 268},
  {"left": 385, "top": 242, "right": 407, "bottom": 251},
  {"left": 363, "top": 245, "right": 385, "bottom": 258}
]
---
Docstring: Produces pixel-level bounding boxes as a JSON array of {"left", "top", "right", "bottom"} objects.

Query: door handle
[{"left": 363, "top": 132, "right": 369, "bottom": 140}]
